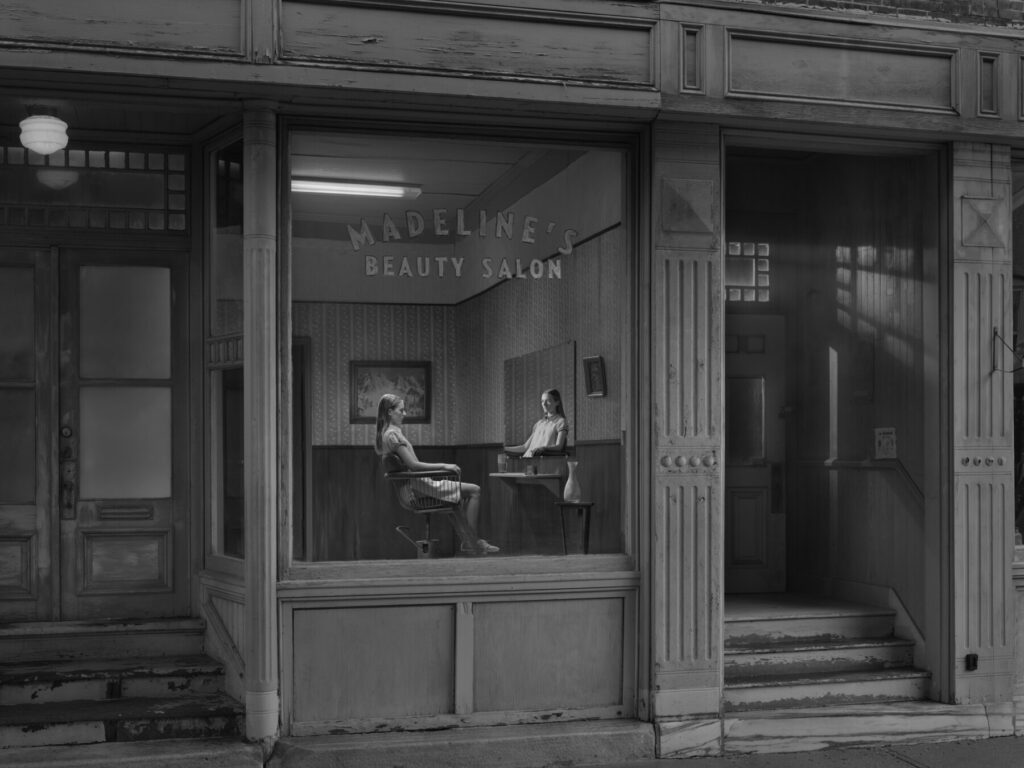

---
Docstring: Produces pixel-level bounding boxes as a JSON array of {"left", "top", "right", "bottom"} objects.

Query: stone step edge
[
  {"left": 725, "top": 667, "right": 931, "bottom": 690},
  {"left": 0, "top": 655, "right": 223, "bottom": 685},
  {"left": 725, "top": 636, "right": 914, "bottom": 655},
  {"left": 0, "top": 693, "right": 242, "bottom": 727},
  {"left": 0, "top": 618, "right": 205, "bottom": 640},
  {"left": 0, "top": 738, "right": 263, "bottom": 767},
  {"left": 724, "top": 607, "right": 896, "bottom": 623}
]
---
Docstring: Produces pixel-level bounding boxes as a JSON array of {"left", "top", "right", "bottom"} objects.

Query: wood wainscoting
[{"left": 310, "top": 441, "right": 622, "bottom": 561}]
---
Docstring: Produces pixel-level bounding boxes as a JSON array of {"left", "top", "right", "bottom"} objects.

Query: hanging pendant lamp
[{"left": 19, "top": 115, "right": 69, "bottom": 156}]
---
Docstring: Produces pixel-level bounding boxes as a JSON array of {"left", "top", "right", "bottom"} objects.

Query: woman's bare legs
[{"left": 452, "top": 483, "right": 498, "bottom": 554}]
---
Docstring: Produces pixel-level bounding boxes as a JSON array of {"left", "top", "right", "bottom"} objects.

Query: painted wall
[{"left": 790, "top": 154, "right": 936, "bottom": 628}]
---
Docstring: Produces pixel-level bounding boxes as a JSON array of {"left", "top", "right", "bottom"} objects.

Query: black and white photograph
[{"left": 1, "top": 2, "right": 1024, "bottom": 767}]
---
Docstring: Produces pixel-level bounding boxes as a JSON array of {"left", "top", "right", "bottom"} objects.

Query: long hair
[
  {"left": 544, "top": 388, "right": 566, "bottom": 418},
  {"left": 374, "top": 393, "right": 402, "bottom": 455}
]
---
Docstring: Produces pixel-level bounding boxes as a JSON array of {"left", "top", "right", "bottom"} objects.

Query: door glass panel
[
  {"left": 80, "top": 266, "right": 170, "bottom": 380},
  {"left": 0, "top": 266, "right": 34, "bottom": 380},
  {"left": 222, "top": 367, "right": 245, "bottom": 558},
  {"left": 0, "top": 390, "right": 35, "bottom": 503},
  {"left": 79, "top": 386, "right": 171, "bottom": 498},
  {"left": 210, "top": 141, "right": 243, "bottom": 336},
  {"left": 726, "top": 376, "right": 765, "bottom": 463}
]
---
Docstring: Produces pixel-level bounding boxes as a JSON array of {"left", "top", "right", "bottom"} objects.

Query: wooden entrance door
[
  {"left": 0, "top": 247, "right": 189, "bottom": 621},
  {"left": 725, "top": 314, "right": 786, "bottom": 593}
]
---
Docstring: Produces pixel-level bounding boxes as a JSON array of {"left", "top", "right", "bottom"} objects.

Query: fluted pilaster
[
  {"left": 649, "top": 122, "right": 724, "bottom": 717},
  {"left": 243, "top": 102, "right": 280, "bottom": 740},
  {"left": 949, "top": 142, "right": 1015, "bottom": 704}
]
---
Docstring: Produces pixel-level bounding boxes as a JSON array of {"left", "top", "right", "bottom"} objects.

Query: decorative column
[
  {"left": 649, "top": 123, "right": 724, "bottom": 735},
  {"left": 949, "top": 142, "right": 1015, "bottom": 704},
  {"left": 243, "top": 102, "right": 280, "bottom": 742}
]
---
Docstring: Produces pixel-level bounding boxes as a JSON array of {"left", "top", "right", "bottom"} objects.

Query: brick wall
[{"left": 749, "top": 0, "right": 1024, "bottom": 26}]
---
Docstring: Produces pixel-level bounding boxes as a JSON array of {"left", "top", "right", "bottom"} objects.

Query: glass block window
[
  {"left": 725, "top": 241, "right": 770, "bottom": 302},
  {"left": 0, "top": 146, "right": 188, "bottom": 232}
]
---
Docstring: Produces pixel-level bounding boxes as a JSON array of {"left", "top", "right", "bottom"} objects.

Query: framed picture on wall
[
  {"left": 583, "top": 355, "right": 606, "bottom": 397},
  {"left": 350, "top": 361, "right": 431, "bottom": 423}
]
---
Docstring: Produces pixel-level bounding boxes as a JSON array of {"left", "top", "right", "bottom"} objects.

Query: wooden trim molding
[{"left": 725, "top": 29, "right": 959, "bottom": 114}]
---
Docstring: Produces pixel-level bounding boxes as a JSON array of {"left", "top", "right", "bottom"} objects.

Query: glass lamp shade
[{"left": 19, "top": 115, "right": 69, "bottom": 156}]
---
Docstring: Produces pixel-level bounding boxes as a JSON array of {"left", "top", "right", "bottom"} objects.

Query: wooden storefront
[{"left": 1, "top": 0, "right": 1023, "bottom": 759}]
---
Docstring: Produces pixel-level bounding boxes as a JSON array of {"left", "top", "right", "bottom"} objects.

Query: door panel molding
[
  {"left": 0, "top": 248, "right": 55, "bottom": 622},
  {"left": 58, "top": 248, "right": 189, "bottom": 620}
]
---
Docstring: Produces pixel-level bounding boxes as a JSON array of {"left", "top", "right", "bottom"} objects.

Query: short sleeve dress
[
  {"left": 381, "top": 425, "right": 460, "bottom": 504},
  {"left": 522, "top": 415, "right": 569, "bottom": 456}
]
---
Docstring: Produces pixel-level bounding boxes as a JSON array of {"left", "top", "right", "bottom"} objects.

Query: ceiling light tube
[{"left": 291, "top": 178, "right": 422, "bottom": 199}]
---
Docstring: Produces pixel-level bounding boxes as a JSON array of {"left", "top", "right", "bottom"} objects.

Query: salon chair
[{"left": 383, "top": 464, "right": 461, "bottom": 557}]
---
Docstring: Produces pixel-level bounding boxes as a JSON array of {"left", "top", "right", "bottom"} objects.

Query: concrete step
[
  {"left": 723, "top": 668, "right": 931, "bottom": 712},
  {"left": 725, "top": 608, "right": 896, "bottom": 645},
  {"left": 0, "top": 692, "right": 243, "bottom": 749},
  {"left": 0, "top": 655, "right": 225, "bottom": 706},
  {"left": 0, "top": 693, "right": 243, "bottom": 749},
  {"left": 0, "top": 619, "right": 205, "bottom": 663},
  {"left": 0, "top": 737, "right": 263, "bottom": 767},
  {"left": 724, "top": 637, "right": 916, "bottom": 679}
]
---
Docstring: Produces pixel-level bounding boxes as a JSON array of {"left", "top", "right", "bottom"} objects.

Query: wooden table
[
  {"left": 554, "top": 501, "right": 594, "bottom": 555},
  {"left": 489, "top": 471, "right": 563, "bottom": 498}
]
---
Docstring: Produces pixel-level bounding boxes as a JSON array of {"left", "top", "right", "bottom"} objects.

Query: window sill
[{"left": 279, "top": 553, "right": 638, "bottom": 598}]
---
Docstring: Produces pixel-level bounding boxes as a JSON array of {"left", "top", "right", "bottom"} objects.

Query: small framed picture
[
  {"left": 350, "top": 361, "right": 431, "bottom": 423},
  {"left": 582, "top": 355, "right": 606, "bottom": 397}
]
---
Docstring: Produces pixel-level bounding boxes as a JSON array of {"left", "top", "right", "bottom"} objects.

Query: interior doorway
[
  {"left": 723, "top": 139, "right": 941, "bottom": 604},
  {"left": 724, "top": 313, "right": 786, "bottom": 592},
  {"left": 0, "top": 246, "right": 190, "bottom": 622}
]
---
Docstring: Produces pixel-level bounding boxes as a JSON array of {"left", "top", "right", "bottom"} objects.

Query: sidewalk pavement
[
  {"left": 3, "top": 733, "right": 1021, "bottom": 767},
  {"left": 584, "top": 737, "right": 1024, "bottom": 768}
]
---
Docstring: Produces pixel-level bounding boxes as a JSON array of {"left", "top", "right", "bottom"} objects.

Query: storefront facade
[{"left": 1, "top": 0, "right": 1023, "bottom": 759}]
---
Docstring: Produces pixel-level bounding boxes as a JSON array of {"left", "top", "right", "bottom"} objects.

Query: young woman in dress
[
  {"left": 504, "top": 388, "right": 569, "bottom": 458},
  {"left": 375, "top": 393, "right": 498, "bottom": 555}
]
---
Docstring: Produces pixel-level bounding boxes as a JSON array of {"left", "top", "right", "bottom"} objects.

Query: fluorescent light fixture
[{"left": 291, "top": 178, "right": 421, "bottom": 199}]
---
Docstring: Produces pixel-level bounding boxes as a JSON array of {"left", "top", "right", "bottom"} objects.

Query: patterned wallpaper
[
  {"left": 293, "top": 228, "right": 624, "bottom": 448},
  {"left": 293, "top": 303, "right": 457, "bottom": 446}
]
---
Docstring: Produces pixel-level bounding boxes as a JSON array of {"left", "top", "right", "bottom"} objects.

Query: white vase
[{"left": 563, "top": 460, "right": 583, "bottom": 502}]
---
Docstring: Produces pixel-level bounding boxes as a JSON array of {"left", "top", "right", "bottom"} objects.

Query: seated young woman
[
  {"left": 375, "top": 393, "right": 498, "bottom": 555},
  {"left": 504, "top": 388, "right": 569, "bottom": 458}
]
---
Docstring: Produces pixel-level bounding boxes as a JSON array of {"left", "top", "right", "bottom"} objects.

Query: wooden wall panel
[
  {"left": 281, "top": 2, "right": 655, "bottom": 87},
  {"left": 283, "top": 590, "right": 636, "bottom": 733},
  {"left": 649, "top": 123, "right": 723, "bottom": 717},
  {"left": 291, "top": 604, "right": 456, "bottom": 721},
  {"left": 474, "top": 598, "right": 625, "bottom": 711},
  {"left": 310, "top": 443, "right": 621, "bottom": 560},
  {"left": 0, "top": 0, "right": 242, "bottom": 55},
  {"left": 727, "top": 33, "right": 955, "bottom": 112},
  {"left": 950, "top": 142, "right": 1015, "bottom": 704}
]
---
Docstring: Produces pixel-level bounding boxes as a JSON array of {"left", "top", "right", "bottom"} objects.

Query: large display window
[{"left": 287, "top": 129, "right": 630, "bottom": 561}]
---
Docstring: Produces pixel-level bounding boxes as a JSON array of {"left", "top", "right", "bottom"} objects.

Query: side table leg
[{"left": 579, "top": 508, "right": 591, "bottom": 555}]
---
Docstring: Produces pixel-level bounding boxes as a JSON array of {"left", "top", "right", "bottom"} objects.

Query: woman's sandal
[{"left": 460, "top": 539, "right": 500, "bottom": 555}]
